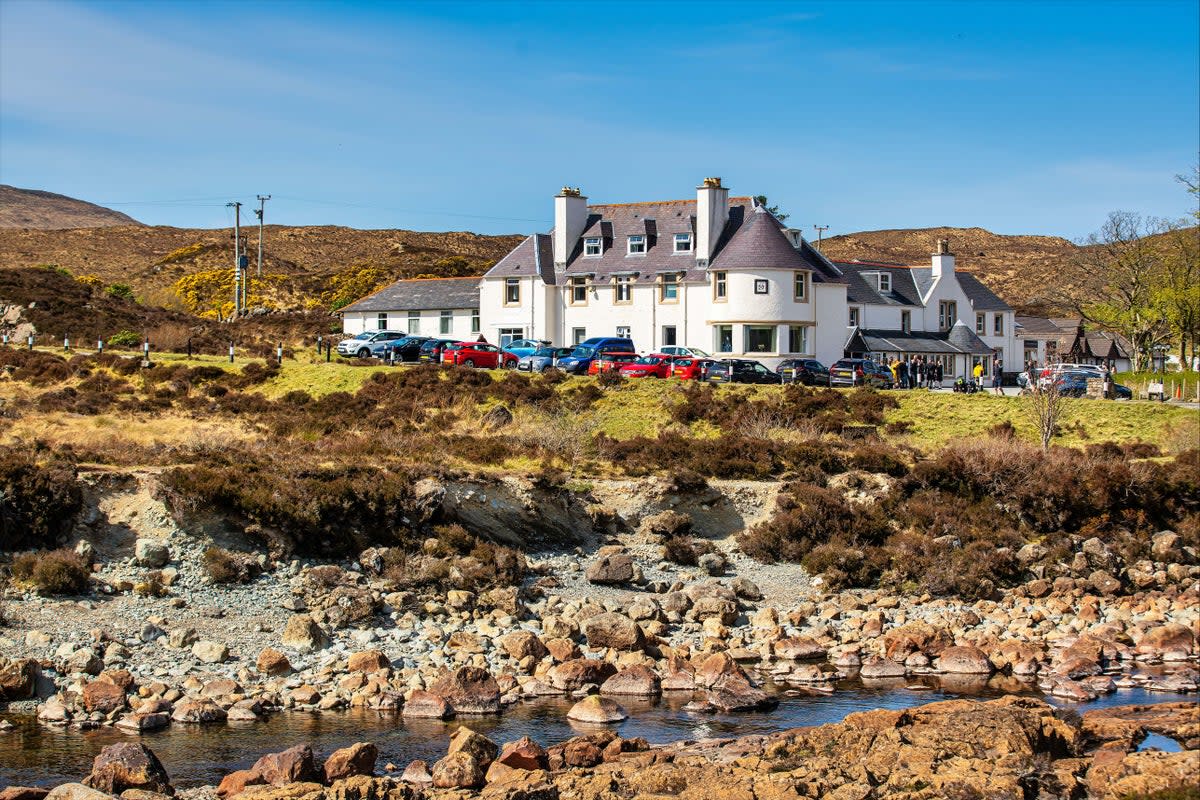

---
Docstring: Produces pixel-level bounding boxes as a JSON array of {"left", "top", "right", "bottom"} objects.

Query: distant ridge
[{"left": 0, "top": 185, "right": 142, "bottom": 229}]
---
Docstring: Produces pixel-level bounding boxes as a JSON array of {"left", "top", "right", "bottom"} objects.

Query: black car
[
  {"left": 776, "top": 358, "right": 830, "bottom": 385},
  {"left": 417, "top": 338, "right": 459, "bottom": 363},
  {"left": 705, "top": 359, "right": 783, "bottom": 385},
  {"left": 386, "top": 335, "right": 431, "bottom": 362}
]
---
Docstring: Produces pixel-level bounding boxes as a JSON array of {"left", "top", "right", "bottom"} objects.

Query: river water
[{"left": 0, "top": 678, "right": 1189, "bottom": 788}]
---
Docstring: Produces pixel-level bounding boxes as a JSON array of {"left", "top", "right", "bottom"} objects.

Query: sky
[{"left": 0, "top": 0, "right": 1196, "bottom": 240}]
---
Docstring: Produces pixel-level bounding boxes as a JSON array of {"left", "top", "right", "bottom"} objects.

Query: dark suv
[
  {"left": 776, "top": 358, "right": 830, "bottom": 385},
  {"left": 705, "top": 359, "right": 783, "bottom": 385},
  {"left": 418, "top": 338, "right": 459, "bottom": 363},
  {"left": 556, "top": 337, "right": 636, "bottom": 374},
  {"left": 386, "top": 335, "right": 431, "bottom": 362},
  {"left": 829, "top": 358, "right": 893, "bottom": 388}
]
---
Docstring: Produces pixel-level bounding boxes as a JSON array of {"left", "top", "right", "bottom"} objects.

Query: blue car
[
  {"left": 501, "top": 338, "right": 549, "bottom": 360},
  {"left": 556, "top": 337, "right": 637, "bottom": 374}
]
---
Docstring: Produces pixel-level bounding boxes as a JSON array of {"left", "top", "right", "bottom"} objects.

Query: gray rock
[{"left": 134, "top": 539, "right": 171, "bottom": 568}]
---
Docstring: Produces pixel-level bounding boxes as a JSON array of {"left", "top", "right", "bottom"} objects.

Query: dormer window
[
  {"left": 584, "top": 237, "right": 601, "bottom": 257},
  {"left": 877, "top": 273, "right": 891, "bottom": 292},
  {"left": 627, "top": 235, "right": 646, "bottom": 255},
  {"left": 673, "top": 233, "right": 692, "bottom": 253}
]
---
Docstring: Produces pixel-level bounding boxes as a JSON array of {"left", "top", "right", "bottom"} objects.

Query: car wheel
[
  {"left": 463, "top": 359, "right": 475, "bottom": 368},
  {"left": 356, "top": 348, "right": 370, "bottom": 358}
]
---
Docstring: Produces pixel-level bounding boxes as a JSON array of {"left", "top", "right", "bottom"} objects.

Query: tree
[
  {"left": 1025, "top": 381, "right": 1067, "bottom": 452},
  {"left": 753, "top": 195, "right": 789, "bottom": 223}
]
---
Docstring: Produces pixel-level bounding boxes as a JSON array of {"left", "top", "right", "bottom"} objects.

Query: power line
[{"left": 255, "top": 195, "right": 270, "bottom": 279}]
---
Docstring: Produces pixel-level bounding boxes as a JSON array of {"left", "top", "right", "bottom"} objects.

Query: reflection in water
[{"left": 0, "top": 681, "right": 1189, "bottom": 788}]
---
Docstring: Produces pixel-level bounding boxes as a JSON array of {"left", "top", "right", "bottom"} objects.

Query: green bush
[
  {"left": 107, "top": 330, "right": 143, "bottom": 348},
  {"left": 11, "top": 549, "right": 90, "bottom": 595},
  {"left": 106, "top": 283, "right": 135, "bottom": 300}
]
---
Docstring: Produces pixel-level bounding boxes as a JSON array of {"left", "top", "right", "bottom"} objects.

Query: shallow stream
[{"left": 0, "top": 679, "right": 1188, "bottom": 788}]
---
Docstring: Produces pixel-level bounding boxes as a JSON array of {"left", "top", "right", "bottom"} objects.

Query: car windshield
[
  {"left": 571, "top": 346, "right": 595, "bottom": 357},
  {"left": 351, "top": 332, "right": 373, "bottom": 340},
  {"left": 445, "top": 344, "right": 464, "bottom": 351},
  {"left": 675, "top": 358, "right": 693, "bottom": 366},
  {"left": 531, "top": 347, "right": 555, "bottom": 357},
  {"left": 633, "top": 356, "right": 662, "bottom": 365}
]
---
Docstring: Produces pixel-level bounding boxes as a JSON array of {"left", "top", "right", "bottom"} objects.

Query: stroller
[{"left": 953, "top": 377, "right": 979, "bottom": 394}]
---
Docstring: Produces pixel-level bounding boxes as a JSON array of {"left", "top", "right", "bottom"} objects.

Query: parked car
[
  {"left": 829, "top": 358, "right": 893, "bottom": 388},
  {"left": 502, "top": 338, "right": 550, "bottom": 360},
  {"left": 556, "top": 337, "right": 637, "bottom": 374},
  {"left": 418, "top": 338, "right": 459, "bottom": 363},
  {"left": 659, "top": 346, "right": 711, "bottom": 358},
  {"left": 1054, "top": 370, "right": 1132, "bottom": 399},
  {"left": 618, "top": 354, "right": 674, "bottom": 378},
  {"left": 705, "top": 359, "right": 783, "bottom": 385},
  {"left": 776, "top": 358, "right": 830, "bottom": 386},
  {"left": 337, "top": 330, "right": 408, "bottom": 359},
  {"left": 670, "top": 357, "right": 716, "bottom": 381},
  {"left": 442, "top": 342, "right": 517, "bottom": 369},
  {"left": 1037, "top": 363, "right": 1105, "bottom": 389},
  {"left": 386, "top": 335, "right": 431, "bottom": 362},
  {"left": 516, "top": 346, "right": 574, "bottom": 373},
  {"left": 587, "top": 351, "right": 639, "bottom": 375}
]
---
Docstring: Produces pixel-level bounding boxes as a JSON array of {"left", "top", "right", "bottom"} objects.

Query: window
[
  {"left": 470, "top": 308, "right": 480, "bottom": 334},
  {"left": 713, "top": 271, "right": 727, "bottom": 300},
  {"left": 848, "top": 307, "right": 860, "bottom": 327},
  {"left": 504, "top": 278, "right": 520, "bottom": 305},
  {"left": 662, "top": 325, "right": 677, "bottom": 346},
  {"left": 616, "top": 326, "right": 631, "bottom": 339},
  {"left": 994, "top": 314, "right": 1004, "bottom": 336},
  {"left": 901, "top": 310, "right": 911, "bottom": 334},
  {"left": 939, "top": 300, "right": 957, "bottom": 331},
  {"left": 673, "top": 233, "right": 692, "bottom": 253},
  {"left": 659, "top": 273, "right": 678, "bottom": 302},
  {"left": 614, "top": 276, "right": 632, "bottom": 304},
  {"left": 744, "top": 325, "right": 776, "bottom": 353},
  {"left": 788, "top": 325, "right": 808, "bottom": 354},
  {"left": 627, "top": 235, "right": 646, "bottom": 255},
  {"left": 878, "top": 273, "right": 891, "bottom": 292},
  {"left": 976, "top": 312, "right": 985, "bottom": 334},
  {"left": 570, "top": 276, "right": 588, "bottom": 305},
  {"left": 715, "top": 325, "right": 733, "bottom": 353},
  {"left": 439, "top": 310, "right": 452, "bottom": 335},
  {"left": 407, "top": 311, "right": 420, "bottom": 334},
  {"left": 584, "top": 237, "right": 601, "bottom": 257},
  {"left": 377, "top": 312, "right": 388, "bottom": 330},
  {"left": 498, "top": 328, "right": 524, "bottom": 347},
  {"left": 793, "top": 271, "right": 807, "bottom": 301},
  {"left": 572, "top": 327, "right": 587, "bottom": 345},
  {"left": 754, "top": 279, "right": 769, "bottom": 294}
]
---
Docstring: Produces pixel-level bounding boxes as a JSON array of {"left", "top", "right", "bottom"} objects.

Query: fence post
[
  {"left": 187, "top": 338, "right": 193, "bottom": 359},
  {"left": 64, "top": 336, "right": 70, "bottom": 353},
  {"left": 229, "top": 342, "right": 235, "bottom": 364},
  {"left": 97, "top": 339, "right": 104, "bottom": 354},
  {"left": 276, "top": 343, "right": 283, "bottom": 366},
  {"left": 27, "top": 335, "right": 34, "bottom": 351},
  {"left": 326, "top": 341, "right": 331, "bottom": 362}
]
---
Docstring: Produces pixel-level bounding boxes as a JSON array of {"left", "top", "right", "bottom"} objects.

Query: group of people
[{"left": 889, "top": 355, "right": 945, "bottom": 389}]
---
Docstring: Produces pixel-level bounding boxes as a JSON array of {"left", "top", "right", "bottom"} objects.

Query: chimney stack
[
  {"left": 931, "top": 237, "right": 955, "bottom": 279},
  {"left": 553, "top": 187, "right": 588, "bottom": 268},
  {"left": 695, "top": 177, "right": 729, "bottom": 266}
]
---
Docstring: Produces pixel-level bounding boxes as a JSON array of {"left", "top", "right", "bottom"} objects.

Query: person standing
[
  {"left": 934, "top": 360, "right": 943, "bottom": 389},
  {"left": 973, "top": 360, "right": 984, "bottom": 391}
]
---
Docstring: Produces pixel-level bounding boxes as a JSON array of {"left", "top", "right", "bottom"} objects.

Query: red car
[
  {"left": 441, "top": 342, "right": 516, "bottom": 369},
  {"left": 671, "top": 357, "right": 716, "bottom": 380},
  {"left": 618, "top": 354, "right": 674, "bottom": 378},
  {"left": 587, "top": 351, "right": 639, "bottom": 375}
]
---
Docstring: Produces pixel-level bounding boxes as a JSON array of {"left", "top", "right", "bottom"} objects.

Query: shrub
[
  {"left": 107, "top": 330, "right": 143, "bottom": 348},
  {"left": 662, "top": 535, "right": 716, "bottom": 566},
  {"left": 202, "top": 546, "right": 250, "bottom": 584},
  {"left": 11, "top": 549, "right": 90, "bottom": 595},
  {"left": 738, "top": 482, "right": 890, "bottom": 564},
  {"left": 848, "top": 443, "right": 909, "bottom": 477},
  {"left": 0, "top": 448, "right": 83, "bottom": 550},
  {"left": 134, "top": 570, "right": 168, "bottom": 597},
  {"left": 596, "top": 369, "right": 625, "bottom": 389},
  {"left": 106, "top": 283, "right": 135, "bottom": 300}
]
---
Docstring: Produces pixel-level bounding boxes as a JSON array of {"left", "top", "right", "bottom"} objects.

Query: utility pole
[
  {"left": 227, "top": 201, "right": 242, "bottom": 316},
  {"left": 255, "top": 195, "right": 270, "bottom": 278},
  {"left": 813, "top": 225, "right": 829, "bottom": 248}
]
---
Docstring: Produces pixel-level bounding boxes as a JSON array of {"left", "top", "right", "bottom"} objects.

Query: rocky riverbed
[{"left": 1, "top": 469, "right": 1198, "bottom": 796}]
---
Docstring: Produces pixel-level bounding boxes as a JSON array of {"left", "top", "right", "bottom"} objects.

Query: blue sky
[{"left": 1, "top": 0, "right": 1196, "bottom": 240}]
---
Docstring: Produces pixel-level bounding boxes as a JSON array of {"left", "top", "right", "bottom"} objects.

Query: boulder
[
  {"left": 1089, "top": 570, "right": 1122, "bottom": 596},
  {"left": 289, "top": 685, "right": 322, "bottom": 706},
  {"left": 402, "top": 690, "right": 453, "bottom": 719},
  {"left": 582, "top": 612, "right": 644, "bottom": 651},
  {"left": 690, "top": 595, "right": 738, "bottom": 625},
  {"left": 202, "top": 678, "right": 241, "bottom": 698},
  {"left": 559, "top": 738, "right": 604, "bottom": 768},
  {"left": 730, "top": 576, "right": 763, "bottom": 600},
  {"left": 64, "top": 648, "right": 103, "bottom": 675},
  {"left": 934, "top": 645, "right": 995, "bottom": 674},
  {"left": 256, "top": 648, "right": 292, "bottom": 676},
  {"left": 694, "top": 652, "right": 744, "bottom": 688},
  {"left": 566, "top": 695, "right": 628, "bottom": 723},
  {"left": 1135, "top": 624, "right": 1195, "bottom": 660},
  {"left": 0, "top": 789, "right": 49, "bottom": 800},
  {"left": 98, "top": 669, "right": 135, "bottom": 692},
  {"left": 322, "top": 742, "right": 377, "bottom": 782},
  {"left": 44, "top": 786, "right": 114, "bottom": 800},
  {"left": 585, "top": 553, "right": 634, "bottom": 585},
  {"left": 280, "top": 615, "right": 329, "bottom": 653},
  {"left": 0, "top": 658, "right": 40, "bottom": 700},
  {"left": 430, "top": 752, "right": 484, "bottom": 789},
  {"left": 548, "top": 658, "right": 618, "bottom": 692},
  {"left": 494, "top": 737, "right": 549, "bottom": 771},
  {"left": 166, "top": 628, "right": 198, "bottom": 649},
  {"left": 171, "top": 699, "right": 227, "bottom": 724},
  {"left": 447, "top": 726, "right": 499, "bottom": 769},
  {"left": 400, "top": 761, "right": 433, "bottom": 785},
  {"left": 250, "top": 744, "right": 319, "bottom": 785},
  {"left": 116, "top": 712, "right": 170, "bottom": 733},
  {"left": 83, "top": 742, "right": 173, "bottom": 795},
  {"left": 429, "top": 666, "right": 501, "bottom": 714},
  {"left": 217, "top": 770, "right": 264, "bottom": 798},
  {"left": 134, "top": 539, "right": 171, "bottom": 568},
  {"left": 82, "top": 680, "right": 127, "bottom": 713},
  {"left": 859, "top": 655, "right": 907, "bottom": 678},
  {"left": 707, "top": 674, "right": 776, "bottom": 712},
  {"left": 600, "top": 665, "right": 661, "bottom": 697},
  {"left": 500, "top": 631, "right": 548, "bottom": 662},
  {"left": 543, "top": 638, "right": 581, "bottom": 663},
  {"left": 347, "top": 650, "right": 389, "bottom": 673},
  {"left": 882, "top": 622, "right": 953, "bottom": 661},
  {"left": 773, "top": 637, "right": 826, "bottom": 661},
  {"left": 191, "top": 641, "right": 229, "bottom": 664}
]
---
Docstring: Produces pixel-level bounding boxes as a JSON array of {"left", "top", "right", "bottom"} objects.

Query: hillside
[
  {"left": 819, "top": 226, "right": 1080, "bottom": 315},
  {"left": 0, "top": 185, "right": 142, "bottom": 229}
]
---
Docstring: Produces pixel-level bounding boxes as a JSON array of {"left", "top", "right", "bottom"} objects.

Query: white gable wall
[{"left": 342, "top": 308, "right": 479, "bottom": 339}]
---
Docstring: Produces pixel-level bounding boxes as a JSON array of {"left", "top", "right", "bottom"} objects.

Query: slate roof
[
  {"left": 1015, "top": 315, "right": 1063, "bottom": 336},
  {"left": 484, "top": 233, "right": 556, "bottom": 285},
  {"left": 956, "top": 272, "right": 1011, "bottom": 311},
  {"left": 712, "top": 206, "right": 813, "bottom": 272},
  {"left": 835, "top": 262, "right": 923, "bottom": 306},
  {"left": 340, "top": 277, "right": 480, "bottom": 313},
  {"left": 847, "top": 322, "right": 994, "bottom": 356}
]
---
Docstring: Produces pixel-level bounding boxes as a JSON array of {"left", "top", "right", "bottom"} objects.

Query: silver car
[
  {"left": 516, "top": 346, "right": 574, "bottom": 372},
  {"left": 336, "top": 330, "right": 407, "bottom": 359}
]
